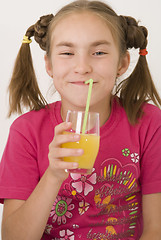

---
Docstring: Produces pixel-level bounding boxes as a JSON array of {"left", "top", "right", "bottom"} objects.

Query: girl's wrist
[{"left": 45, "top": 167, "right": 65, "bottom": 187}]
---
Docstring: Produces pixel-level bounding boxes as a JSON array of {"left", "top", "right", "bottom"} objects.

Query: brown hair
[{"left": 8, "top": 0, "right": 161, "bottom": 124}]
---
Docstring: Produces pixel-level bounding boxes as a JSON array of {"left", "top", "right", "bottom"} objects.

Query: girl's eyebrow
[
  {"left": 90, "top": 40, "right": 111, "bottom": 47},
  {"left": 56, "top": 41, "right": 74, "bottom": 47},
  {"left": 55, "top": 40, "right": 111, "bottom": 48}
]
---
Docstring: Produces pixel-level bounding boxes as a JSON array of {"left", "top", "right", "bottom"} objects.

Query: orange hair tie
[{"left": 139, "top": 49, "right": 148, "bottom": 56}]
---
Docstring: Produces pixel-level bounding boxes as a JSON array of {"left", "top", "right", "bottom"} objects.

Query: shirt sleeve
[
  {"left": 0, "top": 121, "right": 40, "bottom": 203},
  {"left": 140, "top": 110, "right": 161, "bottom": 195}
]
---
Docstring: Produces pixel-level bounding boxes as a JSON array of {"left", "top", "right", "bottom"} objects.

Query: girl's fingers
[
  {"left": 49, "top": 147, "right": 83, "bottom": 159},
  {"left": 54, "top": 122, "right": 72, "bottom": 136},
  {"left": 53, "top": 159, "right": 79, "bottom": 170},
  {"left": 51, "top": 133, "right": 80, "bottom": 148},
  {"left": 48, "top": 122, "right": 82, "bottom": 174}
]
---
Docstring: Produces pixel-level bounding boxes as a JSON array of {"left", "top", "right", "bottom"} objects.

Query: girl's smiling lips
[{"left": 69, "top": 81, "right": 97, "bottom": 85}]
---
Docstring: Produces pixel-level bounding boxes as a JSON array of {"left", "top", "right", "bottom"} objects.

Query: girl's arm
[
  {"left": 1, "top": 122, "right": 81, "bottom": 240},
  {"left": 2, "top": 170, "right": 62, "bottom": 240},
  {"left": 140, "top": 193, "right": 161, "bottom": 240}
]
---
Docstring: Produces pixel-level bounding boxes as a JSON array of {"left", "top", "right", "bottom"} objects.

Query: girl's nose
[{"left": 74, "top": 55, "right": 92, "bottom": 74}]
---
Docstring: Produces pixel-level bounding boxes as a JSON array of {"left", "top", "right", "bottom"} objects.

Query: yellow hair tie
[{"left": 22, "top": 35, "right": 32, "bottom": 44}]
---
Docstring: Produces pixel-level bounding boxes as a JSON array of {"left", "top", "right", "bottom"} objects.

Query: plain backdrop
[{"left": 0, "top": 0, "right": 161, "bottom": 238}]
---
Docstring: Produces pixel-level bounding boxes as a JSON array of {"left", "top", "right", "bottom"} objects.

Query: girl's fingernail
[
  {"left": 77, "top": 149, "right": 83, "bottom": 154},
  {"left": 73, "top": 163, "right": 79, "bottom": 168},
  {"left": 74, "top": 134, "right": 80, "bottom": 140},
  {"left": 66, "top": 122, "right": 71, "bottom": 127}
]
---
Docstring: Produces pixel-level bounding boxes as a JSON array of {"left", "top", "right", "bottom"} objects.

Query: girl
[{"left": 1, "top": 0, "right": 161, "bottom": 239}]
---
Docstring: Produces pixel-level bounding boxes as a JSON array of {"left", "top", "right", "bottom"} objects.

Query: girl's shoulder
[
  {"left": 142, "top": 102, "right": 161, "bottom": 123},
  {"left": 10, "top": 101, "right": 61, "bottom": 132},
  {"left": 143, "top": 102, "right": 161, "bottom": 114},
  {"left": 137, "top": 103, "right": 161, "bottom": 137},
  {"left": 114, "top": 97, "right": 161, "bottom": 128}
]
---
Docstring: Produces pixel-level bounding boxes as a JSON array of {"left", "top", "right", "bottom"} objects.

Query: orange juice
[{"left": 61, "top": 131, "right": 100, "bottom": 174}]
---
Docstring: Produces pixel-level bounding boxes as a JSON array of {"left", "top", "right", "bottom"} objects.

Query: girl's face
[{"left": 45, "top": 12, "right": 129, "bottom": 115}]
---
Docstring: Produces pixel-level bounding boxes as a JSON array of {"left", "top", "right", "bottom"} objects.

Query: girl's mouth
[
  {"left": 71, "top": 81, "right": 86, "bottom": 85},
  {"left": 70, "top": 81, "right": 97, "bottom": 85}
]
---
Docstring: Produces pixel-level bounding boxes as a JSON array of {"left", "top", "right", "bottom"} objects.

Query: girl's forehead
[
  {"left": 54, "top": 11, "right": 112, "bottom": 30},
  {"left": 51, "top": 11, "right": 114, "bottom": 42}
]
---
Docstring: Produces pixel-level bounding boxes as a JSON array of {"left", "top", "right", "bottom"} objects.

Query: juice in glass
[{"left": 62, "top": 131, "right": 100, "bottom": 174}]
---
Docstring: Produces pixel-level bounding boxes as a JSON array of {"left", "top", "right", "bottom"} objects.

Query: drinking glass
[{"left": 61, "top": 110, "right": 100, "bottom": 174}]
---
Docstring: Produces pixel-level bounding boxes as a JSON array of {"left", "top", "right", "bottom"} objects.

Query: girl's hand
[{"left": 47, "top": 122, "right": 83, "bottom": 182}]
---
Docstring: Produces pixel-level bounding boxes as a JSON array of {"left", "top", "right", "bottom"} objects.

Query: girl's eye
[
  {"left": 60, "top": 52, "right": 74, "bottom": 55},
  {"left": 94, "top": 51, "right": 106, "bottom": 56}
]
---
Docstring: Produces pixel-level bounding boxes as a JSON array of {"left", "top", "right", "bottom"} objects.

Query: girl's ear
[
  {"left": 44, "top": 55, "right": 53, "bottom": 78},
  {"left": 117, "top": 51, "right": 130, "bottom": 76}
]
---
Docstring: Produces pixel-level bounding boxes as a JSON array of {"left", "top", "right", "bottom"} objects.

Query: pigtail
[
  {"left": 119, "top": 54, "right": 161, "bottom": 124},
  {"left": 117, "top": 16, "right": 161, "bottom": 124},
  {"left": 8, "top": 14, "right": 54, "bottom": 117},
  {"left": 8, "top": 38, "right": 46, "bottom": 117}
]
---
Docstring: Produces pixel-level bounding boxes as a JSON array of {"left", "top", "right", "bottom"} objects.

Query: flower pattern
[
  {"left": 50, "top": 196, "right": 75, "bottom": 225},
  {"left": 70, "top": 169, "right": 96, "bottom": 196},
  {"left": 59, "top": 229, "right": 75, "bottom": 240},
  {"left": 47, "top": 156, "right": 139, "bottom": 238},
  {"left": 61, "top": 183, "right": 84, "bottom": 202},
  {"left": 122, "top": 148, "right": 130, "bottom": 157},
  {"left": 45, "top": 224, "right": 53, "bottom": 234},
  {"left": 78, "top": 201, "right": 90, "bottom": 215},
  {"left": 131, "top": 153, "right": 139, "bottom": 163}
]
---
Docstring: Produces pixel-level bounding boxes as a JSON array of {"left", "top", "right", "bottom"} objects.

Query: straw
[{"left": 82, "top": 78, "right": 93, "bottom": 134}]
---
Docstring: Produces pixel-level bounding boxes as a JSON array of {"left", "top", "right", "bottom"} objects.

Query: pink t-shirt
[{"left": 1, "top": 98, "right": 161, "bottom": 239}]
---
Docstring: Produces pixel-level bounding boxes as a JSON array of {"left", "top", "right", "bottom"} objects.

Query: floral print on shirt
[
  {"left": 50, "top": 196, "right": 75, "bottom": 225},
  {"left": 46, "top": 148, "right": 141, "bottom": 239}
]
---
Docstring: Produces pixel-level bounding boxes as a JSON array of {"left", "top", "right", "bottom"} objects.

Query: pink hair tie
[{"left": 139, "top": 48, "right": 148, "bottom": 56}]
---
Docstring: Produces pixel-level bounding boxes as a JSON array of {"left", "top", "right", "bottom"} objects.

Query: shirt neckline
[{"left": 49, "top": 97, "right": 121, "bottom": 138}]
